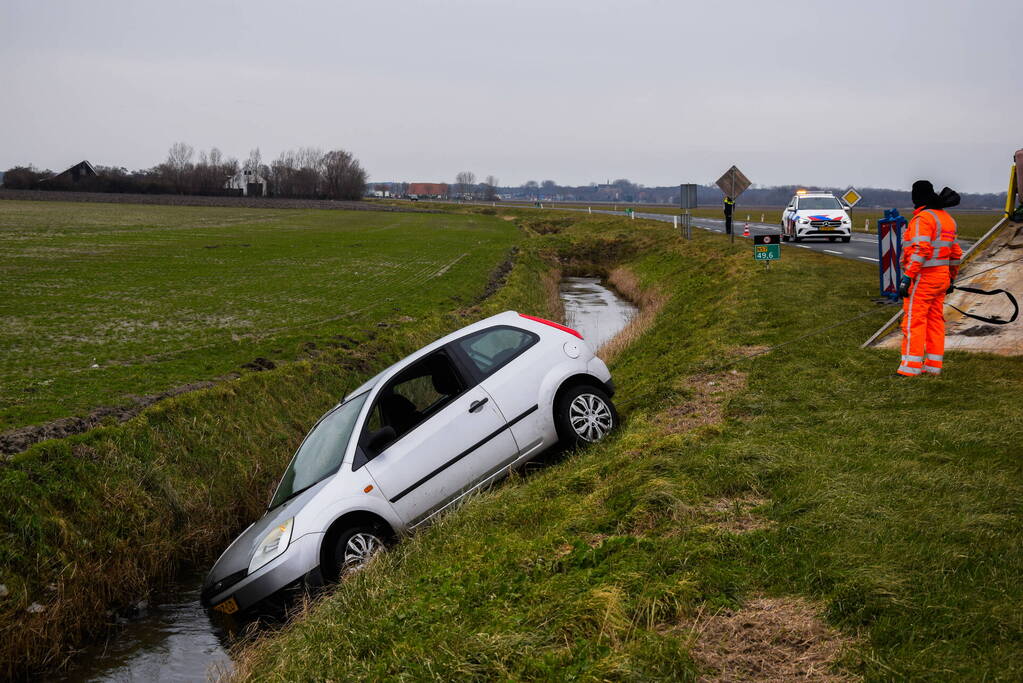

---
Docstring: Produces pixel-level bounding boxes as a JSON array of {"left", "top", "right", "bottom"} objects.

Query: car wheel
[
  {"left": 793, "top": 234, "right": 803, "bottom": 242},
  {"left": 841, "top": 236, "right": 851, "bottom": 243},
  {"left": 330, "top": 526, "right": 385, "bottom": 579},
  {"left": 555, "top": 385, "right": 618, "bottom": 447}
]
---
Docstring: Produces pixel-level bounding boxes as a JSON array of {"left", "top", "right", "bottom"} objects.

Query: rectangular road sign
[
  {"left": 753, "top": 233, "right": 781, "bottom": 260},
  {"left": 716, "top": 165, "right": 751, "bottom": 199},
  {"left": 679, "top": 183, "right": 698, "bottom": 209},
  {"left": 842, "top": 187, "right": 862, "bottom": 207}
]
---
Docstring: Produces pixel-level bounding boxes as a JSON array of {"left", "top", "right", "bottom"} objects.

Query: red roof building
[{"left": 408, "top": 182, "right": 448, "bottom": 198}]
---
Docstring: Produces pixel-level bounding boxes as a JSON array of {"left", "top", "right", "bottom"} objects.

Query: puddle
[
  {"left": 57, "top": 572, "right": 233, "bottom": 683},
  {"left": 560, "top": 276, "right": 638, "bottom": 349}
]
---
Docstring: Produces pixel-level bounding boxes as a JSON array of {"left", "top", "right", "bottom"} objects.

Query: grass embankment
[
  {"left": 0, "top": 203, "right": 524, "bottom": 678},
  {"left": 0, "top": 201, "right": 512, "bottom": 432},
  {"left": 234, "top": 212, "right": 1023, "bottom": 680}
]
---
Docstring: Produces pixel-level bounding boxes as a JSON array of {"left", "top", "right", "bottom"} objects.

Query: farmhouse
[
  {"left": 48, "top": 160, "right": 98, "bottom": 183},
  {"left": 224, "top": 169, "right": 267, "bottom": 197},
  {"left": 408, "top": 182, "right": 448, "bottom": 198}
]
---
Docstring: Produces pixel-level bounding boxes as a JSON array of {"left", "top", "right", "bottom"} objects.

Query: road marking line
[
  {"left": 824, "top": 249, "right": 843, "bottom": 254},
  {"left": 796, "top": 245, "right": 810, "bottom": 248},
  {"left": 859, "top": 256, "right": 879, "bottom": 262}
]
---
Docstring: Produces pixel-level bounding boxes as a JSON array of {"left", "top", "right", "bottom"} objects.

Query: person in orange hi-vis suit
[{"left": 896, "top": 180, "right": 963, "bottom": 376}]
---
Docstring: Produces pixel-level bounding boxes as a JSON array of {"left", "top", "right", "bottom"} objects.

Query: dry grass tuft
[
  {"left": 542, "top": 267, "right": 566, "bottom": 323},
  {"left": 687, "top": 596, "right": 857, "bottom": 682},
  {"left": 656, "top": 370, "right": 747, "bottom": 433},
  {"left": 706, "top": 493, "right": 773, "bottom": 534},
  {"left": 598, "top": 266, "right": 667, "bottom": 363}
]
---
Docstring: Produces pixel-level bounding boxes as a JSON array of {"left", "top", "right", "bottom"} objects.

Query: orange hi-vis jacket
[
  {"left": 901, "top": 208, "right": 963, "bottom": 280},
  {"left": 897, "top": 208, "right": 963, "bottom": 376}
]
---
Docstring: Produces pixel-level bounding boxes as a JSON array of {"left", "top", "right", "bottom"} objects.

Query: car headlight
[
  {"left": 841, "top": 218, "right": 850, "bottom": 224},
  {"left": 249, "top": 518, "right": 294, "bottom": 574},
  {"left": 799, "top": 218, "right": 809, "bottom": 224}
]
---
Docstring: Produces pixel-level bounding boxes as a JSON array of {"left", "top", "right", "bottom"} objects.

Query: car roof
[{"left": 342, "top": 310, "right": 525, "bottom": 401}]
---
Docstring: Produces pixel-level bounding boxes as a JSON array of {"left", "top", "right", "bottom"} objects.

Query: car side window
[
  {"left": 456, "top": 326, "right": 538, "bottom": 377},
  {"left": 364, "top": 351, "right": 466, "bottom": 444}
]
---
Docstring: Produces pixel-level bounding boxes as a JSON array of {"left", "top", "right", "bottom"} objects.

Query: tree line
[
  {"left": 3, "top": 142, "right": 368, "bottom": 201},
  {"left": 478, "top": 178, "right": 1006, "bottom": 210}
]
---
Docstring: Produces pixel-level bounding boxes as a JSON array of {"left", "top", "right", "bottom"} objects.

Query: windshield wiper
[{"left": 268, "top": 482, "right": 317, "bottom": 511}]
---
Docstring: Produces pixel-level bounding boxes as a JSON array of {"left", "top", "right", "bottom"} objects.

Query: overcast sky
[{"left": 2, "top": 0, "right": 1020, "bottom": 192}]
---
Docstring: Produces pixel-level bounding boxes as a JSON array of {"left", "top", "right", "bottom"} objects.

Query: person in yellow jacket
[{"left": 896, "top": 180, "right": 963, "bottom": 376}]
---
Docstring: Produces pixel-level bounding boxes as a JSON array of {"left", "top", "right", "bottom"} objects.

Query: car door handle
[{"left": 468, "top": 397, "right": 489, "bottom": 413}]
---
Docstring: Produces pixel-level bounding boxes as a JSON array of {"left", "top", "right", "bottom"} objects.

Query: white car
[
  {"left": 202, "top": 311, "right": 617, "bottom": 616},
  {"left": 781, "top": 191, "right": 852, "bottom": 243}
]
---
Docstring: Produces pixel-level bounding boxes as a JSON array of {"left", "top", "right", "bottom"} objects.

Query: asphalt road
[
  {"left": 461, "top": 201, "right": 973, "bottom": 264},
  {"left": 537, "top": 205, "right": 973, "bottom": 264}
]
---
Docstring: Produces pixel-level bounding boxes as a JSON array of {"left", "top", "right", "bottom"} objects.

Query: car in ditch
[
  {"left": 201, "top": 310, "right": 617, "bottom": 616},
  {"left": 780, "top": 190, "right": 852, "bottom": 243}
]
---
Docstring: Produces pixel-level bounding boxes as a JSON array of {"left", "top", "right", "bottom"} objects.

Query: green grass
[
  {"left": 233, "top": 213, "right": 1023, "bottom": 680},
  {"left": 0, "top": 200, "right": 525, "bottom": 678},
  {"left": 0, "top": 201, "right": 517, "bottom": 432}
]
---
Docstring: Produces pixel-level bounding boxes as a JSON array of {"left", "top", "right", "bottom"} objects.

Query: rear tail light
[{"left": 519, "top": 313, "right": 583, "bottom": 339}]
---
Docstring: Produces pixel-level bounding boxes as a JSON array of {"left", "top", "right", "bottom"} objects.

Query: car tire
[
  {"left": 841, "top": 236, "right": 851, "bottom": 243},
  {"left": 555, "top": 385, "right": 618, "bottom": 448},
  {"left": 328, "top": 526, "right": 386, "bottom": 581},
  {"left": 793, "top": 234, "right": 803, "bottom": 242}
]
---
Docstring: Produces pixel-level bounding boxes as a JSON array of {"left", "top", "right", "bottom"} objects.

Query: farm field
[{"left": 0, "top": 201, "right": 518, "bottom": 434}]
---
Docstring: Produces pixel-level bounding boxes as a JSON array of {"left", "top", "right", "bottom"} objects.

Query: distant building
[
  {"left": 225, "top": 169, "right": 266, "bottom": 197},
  {"left": 408, "top": 182, "right": 448, "bottom": 199},
  {"left": 48, "top": 160, "right": 98, "bottom": 183}
]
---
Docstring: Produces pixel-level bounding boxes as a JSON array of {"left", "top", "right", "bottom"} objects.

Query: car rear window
[{"left": 456, "top": 326, "right": 538, "bottom": 377}]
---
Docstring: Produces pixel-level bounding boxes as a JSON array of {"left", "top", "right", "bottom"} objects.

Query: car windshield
[
  {"left": 797, "top": 197, "right": 843, "bottom": 210},
  {"left": 268, "top": 392, "right": 369, "bottom": 509}
]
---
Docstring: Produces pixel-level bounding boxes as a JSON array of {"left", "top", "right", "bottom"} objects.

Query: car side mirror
[{"left": 366, "top": 426, "right": 396, "bottom": 457}]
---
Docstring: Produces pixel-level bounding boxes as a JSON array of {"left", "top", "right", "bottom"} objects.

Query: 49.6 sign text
[{"left": 753, "top": 234, "right": 781, "bottom": 260}]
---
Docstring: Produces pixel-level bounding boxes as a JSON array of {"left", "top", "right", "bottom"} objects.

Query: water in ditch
[
  {"left": 57, "top": 277, "right": 634, "bottom": 681},
  {"left": 56, "top": 572, "right": 233, "bottom": 683},
  {"left": 559, "top": 276, "right": 638, "bottom": 349}
]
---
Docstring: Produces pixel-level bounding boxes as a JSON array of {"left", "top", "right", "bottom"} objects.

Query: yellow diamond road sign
[{"left": 842, "top": 188, "right": 862, "bottom": 207}]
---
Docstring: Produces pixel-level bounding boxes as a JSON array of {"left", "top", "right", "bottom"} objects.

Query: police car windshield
[{"left": 797, "top": 197, "right": 843, "bottom": 210}]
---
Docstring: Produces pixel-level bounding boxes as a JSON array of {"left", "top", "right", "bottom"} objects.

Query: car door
[
  {"left": 451, "top": 325, "right": 550, "bottom": 461},
  {"left": 360, "top": 350, "right": 516, "bottom": 526}
]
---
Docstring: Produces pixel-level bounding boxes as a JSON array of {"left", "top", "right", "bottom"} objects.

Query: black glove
[
  {"left": 946, "top": 281, "right": 955, "bottom": 294},
  {"left": 898, "top": 275, "right": 912, "bottom": 298}
]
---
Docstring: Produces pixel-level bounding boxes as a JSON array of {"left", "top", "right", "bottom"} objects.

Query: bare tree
[
  {"left": 164, "top": 141, "right": 194, "bottom": 193},
  {"left": 245, "top": 148, "right": 262, "bottom": 173},
  {"left": 455, "top": 171, "right": 476, "bottom": 199},
  {"left": 321, "top": 148, "right": 367, "bottom": 200},
  {"left": 482, "top": 175, "right": 499, "bottom": 201}
]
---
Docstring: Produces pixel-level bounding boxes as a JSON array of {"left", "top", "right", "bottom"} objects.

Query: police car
[{"left": 780, "top": 190, "right": 852, "bottom": 243}]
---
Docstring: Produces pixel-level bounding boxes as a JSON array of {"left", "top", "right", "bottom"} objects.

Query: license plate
[
  {"left": 819, "top": 226, "right": 834, "bottom": 231},
  {"left": 213, "top": 597, "right": 239, "bottom": 614}
]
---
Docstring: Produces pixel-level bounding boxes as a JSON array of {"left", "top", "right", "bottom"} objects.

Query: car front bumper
[{"left": 202, "top": 531, "right": 323, "bottom": 614}]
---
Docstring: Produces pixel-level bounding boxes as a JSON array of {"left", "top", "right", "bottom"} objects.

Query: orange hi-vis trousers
[{"left": 899, "top": 266, "right": 952, "bottom": 376}]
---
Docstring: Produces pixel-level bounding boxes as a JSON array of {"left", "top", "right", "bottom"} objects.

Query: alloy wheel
[
  {"left": 568, "top": 393, "right": 614, "bottom": 443},
  {"left": 342, "top": 532, "right": 382, "bottom": 572}
]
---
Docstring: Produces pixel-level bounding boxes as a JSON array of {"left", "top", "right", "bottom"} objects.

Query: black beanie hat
[{"left": 912, "top": 180, "right": 938, "bottom": 208}]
